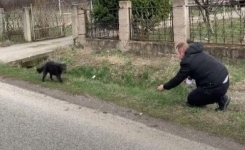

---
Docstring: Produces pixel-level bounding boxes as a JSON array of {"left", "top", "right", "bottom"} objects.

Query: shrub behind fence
[
  {"left": 86, "top": 8, "right": 119, "bottom": 40},
  {"left": 130, "top": 7, "right": 174, "bottom": 42}
]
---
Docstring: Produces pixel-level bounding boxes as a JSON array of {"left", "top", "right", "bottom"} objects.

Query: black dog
[{"left": 37, "top": 61, "right": 66, "bottom": 82}]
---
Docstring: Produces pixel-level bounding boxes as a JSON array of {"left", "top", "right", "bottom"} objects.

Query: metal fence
[
  {"left": 86, "top": 8, "right": 119, "bottom": 40},
  {"left": 189, "top": 4, "right": 245, "bottom": 45},
  {"left": 1, "top": 10, "right": 24, "bottom": 42},
  {"left": 129, "top": 7, "right": 173, "bottom": 42},
  {"left": 31, "top": 1, "right": 65, "bottom": 41},
  {"left": 62, "top": 1, "right": 73, "bottom": 36},
  {"left": 62, "top": 0, "right": 83, "bottom": 36}
]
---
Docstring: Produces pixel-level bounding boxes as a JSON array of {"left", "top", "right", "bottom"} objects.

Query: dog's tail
[{"left": 36, "top": 66, "right": 44, "bottom": 73}]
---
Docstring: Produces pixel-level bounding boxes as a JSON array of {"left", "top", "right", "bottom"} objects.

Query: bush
[
  {"left": 91, "top": 0, "right": 171, "bottom": 30},
  {"left": 92, "top": 1, "right": 119, "bottom": 29}
]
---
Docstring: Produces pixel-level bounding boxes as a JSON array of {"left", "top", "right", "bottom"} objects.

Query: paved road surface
[
  {"left": 0, "top": 82, "right": 218, "bottom": 150},
  {"left": 0, "top": 36, "right": 73, "bottom": 64}
]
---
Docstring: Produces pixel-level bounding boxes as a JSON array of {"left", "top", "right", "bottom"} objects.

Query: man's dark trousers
[{"left": 187, "top": 80, "right": 229, "bottom": 107}]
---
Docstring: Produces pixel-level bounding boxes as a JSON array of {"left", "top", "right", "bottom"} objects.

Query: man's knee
[
  {"left": 187, "top": 90, "right": 207, "bottom": 107},
  {"left": 187, "top": 94, "right": 197, "bottom": 106}
]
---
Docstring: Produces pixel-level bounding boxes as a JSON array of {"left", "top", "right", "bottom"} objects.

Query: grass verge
[{"left": 1, "top": 46, "right": 245, "bottom": 144}]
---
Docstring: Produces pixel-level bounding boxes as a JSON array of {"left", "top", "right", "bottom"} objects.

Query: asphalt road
[{"left": 0, "top": 82, "right": 219, "bottom": 150}]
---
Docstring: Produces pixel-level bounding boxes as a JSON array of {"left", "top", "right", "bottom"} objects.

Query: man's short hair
[{"left": 176, "top": 42, "right": 188, "bottom": 52}]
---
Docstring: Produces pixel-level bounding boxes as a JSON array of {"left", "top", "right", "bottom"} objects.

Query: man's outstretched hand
[{"left": 157, "top": 84, "right": 164, "bottom": 92}]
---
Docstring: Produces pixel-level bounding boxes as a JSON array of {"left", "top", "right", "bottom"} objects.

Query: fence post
[
  {"left": 23, "top": 7, "right": 32, "bottom": 42},
  {"left": 72, "top": 4, "right": 78, "bottom": 42},
  {"left": 71, "top": 4, "right": 86, "bottom": 45},
  {"left": 0, "top": 8, "right": 4, "bottom": 37},
  {"left": 172, "top": 0, "right": 189, "bottom": 48},
  {"left": 118, "top": 1, "right": 131, "bottom": 51}
]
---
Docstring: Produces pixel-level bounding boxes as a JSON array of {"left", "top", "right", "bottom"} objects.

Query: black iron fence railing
[
  {"left": 86, "top": 8, "right": 119, "bottom": 40},
  {"left": 129, "top": 7, "right": 173, "bottom": 42},
  {"left": 189, "top": 4, "right": 245, "bottom": 45},
  {"left": 1, "top": 10, "right": 24, "bottom": 42}
]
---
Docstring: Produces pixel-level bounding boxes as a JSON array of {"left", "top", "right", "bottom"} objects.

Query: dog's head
[{"left": 60, "top": 63, "right": 67, "bottom": 73}]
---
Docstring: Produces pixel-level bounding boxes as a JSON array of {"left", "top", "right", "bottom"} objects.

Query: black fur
[{"left": 37, "top": 61, "right": 66, "bottom": 82}]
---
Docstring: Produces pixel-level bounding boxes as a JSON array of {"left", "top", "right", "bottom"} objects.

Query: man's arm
[{"left": 163, "top": 62, "right": 190, "bottom": 90}]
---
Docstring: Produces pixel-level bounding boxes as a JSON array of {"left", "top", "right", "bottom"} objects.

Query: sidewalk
[{"left": 0, "top": 36, "right": 73, "bottom": 64}]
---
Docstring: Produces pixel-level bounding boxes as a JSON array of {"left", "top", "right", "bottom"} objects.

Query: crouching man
[{"left": 157, "top": 42, "right": 230, "bottom": 111}]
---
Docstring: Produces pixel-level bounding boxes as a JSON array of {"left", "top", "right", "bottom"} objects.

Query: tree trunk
[
  {"left": 203, "top": 8, "right": 214, "bottom": 34},
  {"left": 194, "top": 0, "right": 215, "bottom": 35}
]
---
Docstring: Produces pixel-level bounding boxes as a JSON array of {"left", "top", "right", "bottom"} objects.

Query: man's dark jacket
[{"left": 164, "top": 43, "right": 228, "bottom": 90}]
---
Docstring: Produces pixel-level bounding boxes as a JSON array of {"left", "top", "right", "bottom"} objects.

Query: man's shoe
[{"left": 215, "top": 95, "right": 230, "bottom": 112}]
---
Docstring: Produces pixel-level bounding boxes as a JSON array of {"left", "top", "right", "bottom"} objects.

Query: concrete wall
[
  {"left": 85, "top": 39, "right": 174, "bottom": 56},
  {"left": 72, "top": 1, "right": 245, "bottom": 59},
  {"left": 204, "top": 45, "right": 245, "bottom": 59},
  {"left": 85, "top": 38, "right": 245, "bottom": 59}
]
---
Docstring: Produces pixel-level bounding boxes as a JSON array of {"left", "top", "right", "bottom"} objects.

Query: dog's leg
[
  {"left": 50, "top": 74, "right": 53, "bottom": 80},
  {"left": 42, "top": 71, "right": 48, "bottom": 82},
  {"left": 56, "top": 75, "right": 63, "bottom": 83}
]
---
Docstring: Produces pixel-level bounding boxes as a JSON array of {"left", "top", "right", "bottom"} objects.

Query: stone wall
[
  {"left": 85, "top": 38, "right": 174, "bottom": 56},
  {"left": 72, "top": 1, "right": 245, "bottom": 59},
  {"left": 204, "top": 44, "right": 245, "bottom": 59},
  {"left": 85, "top": 37, "right": 245, "bottom": 59}
]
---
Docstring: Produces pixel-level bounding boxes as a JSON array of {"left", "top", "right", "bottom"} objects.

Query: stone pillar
[
  {"left": 172, "top": 0, "right": 189, "bottom": 48},
  {"left": 71, "top": 4, "right": 86, "bottom": 45},
  {"left": 23, "top": 7, "right": 32, "bottom": 42},
  {"left": 241, "top": 7, "right": 245, "bottom": 42},
  {"left": 118, "top": 1, "right": 131, "bottom": 51},
  {"left": 78, "top": 8, "right": 86, "bottom": 45},
  {"left": 0, "top": 8, "right": 4, "bottom": 36},
  {"left": 72, "top": 4, "right": 79, "bottom": 40}
]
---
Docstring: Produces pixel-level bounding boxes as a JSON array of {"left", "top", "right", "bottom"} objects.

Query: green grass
[
  {"left": 1, "top": 48, "right": 245, "bottom": 144},
  {"left": 189, "top": 6, "right": 233, "bottom": 17}
]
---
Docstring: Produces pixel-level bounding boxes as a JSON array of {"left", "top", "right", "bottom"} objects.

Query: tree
[
  {"left": 130, "top": 0, "right": 171, "bottom": 39},
  {"left": 193, "top": 0, "right": 227, "bottom": 34},
  {"left": 91, "top": 0, "right": 171, "bottom": 32},
  {"left": 91, "top": 0, "right": 119, "bottom": 29}
]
